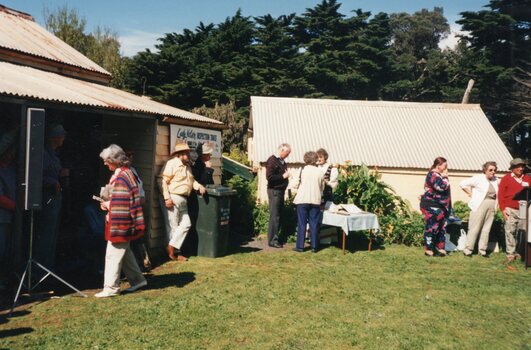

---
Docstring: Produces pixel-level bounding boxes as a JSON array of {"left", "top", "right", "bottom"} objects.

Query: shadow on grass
[
  {"left": 341, "top": 231, "right": 386, "bottom": 253},
  {"left": 227, "top": 233, "right": 263, "bottom": 254},
  {"left": 0, "top": 327, "right": 34, "bottom": 339},
  {"left": 143, "top": 271, "right": 196, "bottom": 291}
]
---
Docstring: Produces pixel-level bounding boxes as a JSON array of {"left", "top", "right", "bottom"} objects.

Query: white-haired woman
[
  {"left": 459, "top": 161, "right": 499, "bottom": 257},
  {"left": 95, "top": 144, "right": 147, "bottom": 297}
]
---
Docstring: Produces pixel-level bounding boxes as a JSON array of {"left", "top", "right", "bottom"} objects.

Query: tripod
[{"left": 11, "top": 209, "right": 87, "bottom": 313}]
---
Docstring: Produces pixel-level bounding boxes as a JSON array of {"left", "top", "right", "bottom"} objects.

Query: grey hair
[
  {"left": 303, "top": 151, "right": 318, "bottom": 165},
  {"left": 278, "top": 143, "right": 291, "bottom": 152},
  {"left": 99, "top": 144, "right": 131, "bottom": 167},
  {"left": 482, "top": 161, "right": 497, "bottom": 173}
]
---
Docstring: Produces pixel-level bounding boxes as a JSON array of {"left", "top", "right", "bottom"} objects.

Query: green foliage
[
  {"left": 452, "top": 200, "right": 471, "bottom": 221},
  {"left": 226, "top": 175, "right": 256, "bottom": 236},
  {"left": 253, "top": 202, "right": 269, "bottom": 235},
  {"left": 334, "top": 163, "right": 423, "bottom": 246},
  {"left": 251, "top": 196, "right": 297, "bottom": 241},
  {"left": 334, "top": 163, "right": 407, "bottom": 216},
  {"left": 224, "top": 146, "right": 250, "bottom": 166},
  {"left": 379, "top": 211, "right": 425, "bottom": 247},
  {"left": 44, "top": 5, "right": 126, "bottom": 88},
  {"left": 192, "top": 101, "right": 247, "bottom": 152}
]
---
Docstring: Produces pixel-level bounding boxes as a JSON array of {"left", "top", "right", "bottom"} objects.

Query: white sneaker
[
  {"left": 95, "top": 290, "right": 119, "bottom": 298},
  {"left": 124, "top": 280, "right": 147, "bottom": 293}
]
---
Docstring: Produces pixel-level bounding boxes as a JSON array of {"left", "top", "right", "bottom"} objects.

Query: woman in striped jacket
[{"left": 95, "top": 144, "right": 147, "bottom": 298}]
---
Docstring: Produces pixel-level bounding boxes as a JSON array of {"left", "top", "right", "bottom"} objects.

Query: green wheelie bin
[{"left": 196, "top": 185, "right": 237, "bottom": 257}]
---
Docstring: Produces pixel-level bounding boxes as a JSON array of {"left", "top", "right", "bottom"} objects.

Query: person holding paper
[
  {"left": 265, "top": 143, "right": 291, "bottom": 248},
  {"left": 459, "top": 161, "right": 499, "bottom": 257},
  {"left": 498, "top": 158, "right": 531, "bottom": 262},
  {"left": 95, "top": 144, "right": 146, "bottom": 297}
]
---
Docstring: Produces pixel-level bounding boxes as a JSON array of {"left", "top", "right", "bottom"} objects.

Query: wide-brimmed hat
[
  {"left": 202, "top": 142, "right": 214, "bottom": 155},
  {"left": 509, "top": 158, "right": 527, "bottom": 169},
  {"left": 46, "top": 123, "right": 66, "bottom": 138},
  {"left": 172, "top": 139, "right": 191, "bottom": 155}
]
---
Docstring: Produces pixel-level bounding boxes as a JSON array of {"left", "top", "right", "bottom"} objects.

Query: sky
[{"left": 4, "top": 0, "right": 490, "bottom": 56}]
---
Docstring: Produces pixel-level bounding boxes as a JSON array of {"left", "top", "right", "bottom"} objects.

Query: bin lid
[{"left": 205, "top": 185, "right": 237, "bottom": 196}]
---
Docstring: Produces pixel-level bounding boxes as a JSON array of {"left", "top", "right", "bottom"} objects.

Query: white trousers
[
  {"left": 102, "top": 241, "right": 145, "bottom": 293},
  {"left": 167, "top": 193, "right": 191, "bottom": 250}
]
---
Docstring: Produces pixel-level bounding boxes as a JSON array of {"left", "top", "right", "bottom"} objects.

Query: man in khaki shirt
[{"left": 158, "top": 140, "right": 205, "bottom": 261}]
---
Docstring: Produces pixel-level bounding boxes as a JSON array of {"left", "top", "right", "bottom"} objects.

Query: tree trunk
[{"left": 461, "top": 79, "right": 475, "bottom": 104}]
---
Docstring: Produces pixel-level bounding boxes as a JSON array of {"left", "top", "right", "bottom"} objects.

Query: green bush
[
  {"left": 379, "top": 211, "right": 425, "bottom": 247},
  {"left": 226, "top": 175, "right": 257, "bottom": 236},
  {"left": 334, "top": 163, "right": 423, "bottom": 246},
  {"left": 252, "top": 197, "right": 297, "bottom": 242},
  {"left": 253, "top": 202, "right": 269, "bottom": 235},
  {"left": 452, "top": 201, "right": 471, "bottom": 221}
]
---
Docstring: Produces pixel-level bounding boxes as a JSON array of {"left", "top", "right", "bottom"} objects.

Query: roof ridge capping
[
  {"left": 250, "top": 96, "right": 481, "bottom": 110},
  {"left": 0, "top": 4, "right": 33, "bottom": 21}
]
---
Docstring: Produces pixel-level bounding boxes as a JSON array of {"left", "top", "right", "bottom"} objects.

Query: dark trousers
[
  {"left": 267, "top": 188, "right": 285, "bottom": 245},
  {"left": 296, "top": 204, "right": 320, "bottom": 250},
  {"left": 33, "top": 192, "right": 62, "bottom": 273}
]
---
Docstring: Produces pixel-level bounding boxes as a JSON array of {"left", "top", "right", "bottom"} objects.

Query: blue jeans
[{"left": 296, "top": 204, "right": 321, "bottom": 250}]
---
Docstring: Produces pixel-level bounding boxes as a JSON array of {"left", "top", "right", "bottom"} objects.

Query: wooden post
[
  {"left": 461, "top": 79, "right": 475, "bottom": 104},
  {"left": 342, "top": 230, "right": 346, "bottom": 255}
]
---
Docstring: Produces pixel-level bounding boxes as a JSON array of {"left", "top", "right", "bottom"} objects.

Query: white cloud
[
  {"left": 439, "top": 23, "right": 468, "bottom": 50},
  {"left": 119, "top": 29, "right": 162, "bottom": 57}
]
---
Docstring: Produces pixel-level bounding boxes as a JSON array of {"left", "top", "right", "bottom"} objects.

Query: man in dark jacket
[{"left": 266, "top": 143, "right": 291, "bottom": 248}]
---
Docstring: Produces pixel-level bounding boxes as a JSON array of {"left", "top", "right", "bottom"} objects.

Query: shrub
[
  {"left": 452, "top": 201, "right": 471, "bottom": 221},
  {"left": 334, "top": 163, "right": 408, "bottom": 216},
  {"left": 334, "top": 163, "right": 423, "bottom": 246},
  {"left": 253, "top": 202, "right": 269, "bottom": 235},
  {"left": 252, "top": 197, "right": 297, "bottom": 242},
  {"left": 226, "top": 175, "right": 257, "bottom": 236}
]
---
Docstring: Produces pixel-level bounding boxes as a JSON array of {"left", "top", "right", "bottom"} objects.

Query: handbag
[{"left": 456, "top": 229, "right": 467, "bottom": 251}]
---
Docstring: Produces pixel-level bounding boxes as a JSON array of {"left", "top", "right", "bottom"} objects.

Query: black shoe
[
  {"left": 463, "top": 253, "right": 472, "bottom": 257},
  {"left": 292, "top": 248, "right": 303, "bottom": 253},
  {"left": 269, "top": 243, "right": 283, "bottom": 248},
  {"left": 480, "top": 253, "right": 489, "bottom": 258}
]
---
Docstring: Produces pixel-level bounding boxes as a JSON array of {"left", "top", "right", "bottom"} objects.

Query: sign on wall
[{"left": 170, "top": 125, "right": 222, "bottom": 157}]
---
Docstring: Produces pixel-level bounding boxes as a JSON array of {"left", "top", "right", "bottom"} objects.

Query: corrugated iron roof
[
  {"left": 0, "top": 61, "right": 223, "bottom": 126},
  {"left": 0, "top": 6, "right": 110, "bottom": 76},
  {"left": 250, "top": 96, "right": 513, "bottom": 171}
]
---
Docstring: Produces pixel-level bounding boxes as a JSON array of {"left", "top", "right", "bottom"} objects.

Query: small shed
[
  {"left": 0, "top": 5, "right": 225, "bottom": 267},
  {"left": 248, "top": 96, "right": 513, "bottom": 209}
]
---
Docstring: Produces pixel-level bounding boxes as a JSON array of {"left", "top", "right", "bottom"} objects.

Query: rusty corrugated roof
[
  {"left": 0, "top": 61, "right": 223, "bottom": 126},
  {"left": 250, "top": 96, "right": 513, "bottom": 171},
  {"left": 0, "top": 5, "right": 110, "bottom": 76}
]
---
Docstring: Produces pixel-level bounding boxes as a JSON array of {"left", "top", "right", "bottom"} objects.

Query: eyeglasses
[{"left": 487, "top": 169, "right": 496, "bottom": 172}]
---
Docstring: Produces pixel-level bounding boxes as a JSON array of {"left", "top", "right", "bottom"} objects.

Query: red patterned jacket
[{"left": 106, "top": 167, "right": 145, "bottom": 243}]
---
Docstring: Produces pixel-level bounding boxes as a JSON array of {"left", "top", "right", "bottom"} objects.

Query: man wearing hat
[
  {"left": 498, "top": 158, "right": 531, "bottom": 262},
  {"left": 192, "top": 142, "right": 215, "bottom": 186},
  {"left": 33, "top": 123, "right": 66, "bottom": 273},
  {"left": 158, "top": 139, "right": 206, "bottom": 261}
]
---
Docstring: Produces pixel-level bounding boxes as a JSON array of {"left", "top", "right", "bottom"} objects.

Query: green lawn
[{"left": 1, "top": 245, "right": 530, "bottom": 349}]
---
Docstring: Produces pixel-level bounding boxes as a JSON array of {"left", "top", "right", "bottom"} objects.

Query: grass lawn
[{"left": 1, "top": 244, "right": 530, "bottom": 349}]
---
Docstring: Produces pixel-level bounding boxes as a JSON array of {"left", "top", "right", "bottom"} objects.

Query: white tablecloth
[{"left": 321, "top": 211, "right": 380, "bottom": 235}]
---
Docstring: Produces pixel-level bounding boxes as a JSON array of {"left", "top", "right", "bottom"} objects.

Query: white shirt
[
  {"left": 459, "top": 174, "right": 499, "bottom": 212},
  {"left": 318, "top": 162, "right": 339, "bottom": 189}
]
